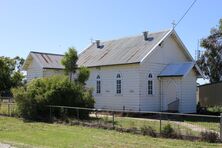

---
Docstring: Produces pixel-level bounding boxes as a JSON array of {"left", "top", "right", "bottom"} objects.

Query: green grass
[
  {"left": 186, "top": 120, "right": 220, "bottom": 132},
  {"left": 0, "top": 116, "right": 221, "bottom": 148},
  {"left": 99, "top": 115, "right": 203, "bottom": 136}
]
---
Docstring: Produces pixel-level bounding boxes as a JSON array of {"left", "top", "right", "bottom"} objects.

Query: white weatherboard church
[{"left": 23, "top": 29, "right": 202, "bottom": 113}]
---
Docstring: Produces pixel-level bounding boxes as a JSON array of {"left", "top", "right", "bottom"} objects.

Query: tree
[
  {"left": 0, "top": 56, "right": 24, "bottom": 96},
  {"left": 77, "top": 66, "right": 90, "bottom": 84},
  {"left": 61, "top": 47, "right": 78, "bottom": 81},
  {"left": 197, "top": 19, "right": 222, "bottom": 83}
]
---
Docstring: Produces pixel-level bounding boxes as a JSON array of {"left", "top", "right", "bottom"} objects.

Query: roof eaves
[
  {"left": 171, "top": 30, "right": 194, "bottom": 61},
  {"left": 81, "top": 62, "right": 140, "bottom": 68},
  {"left": 157, "top": 75, "right": 183, "bottom": 78},
  {"left": 30, "top": 51, "right": 64, "bottom": 56},
  {"left": 43, "top": 67, "right": 65, "bottom": 70},
  {"left": 140, "top": 29, "right": 173, "bottom": 63}
]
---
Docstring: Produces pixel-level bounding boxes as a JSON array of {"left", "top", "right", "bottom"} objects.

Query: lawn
[
  {"left": 0, "top": 116, "right": 221, "bottom": 148},
  {"left": 96, "top": 114, "right": 218, "bottom": 136}
]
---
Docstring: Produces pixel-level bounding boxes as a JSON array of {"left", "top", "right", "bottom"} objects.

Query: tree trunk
[{"left": 69, "top": 72, "right": 72, "bottom": 82}]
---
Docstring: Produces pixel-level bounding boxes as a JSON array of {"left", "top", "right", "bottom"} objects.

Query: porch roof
[{"left": 158, "top": 62, "right": 196, "bottom": 77}]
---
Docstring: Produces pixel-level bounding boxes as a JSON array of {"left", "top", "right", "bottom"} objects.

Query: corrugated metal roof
[
  {"left": 77, "top": 29, "right": 171, "bottom": 67},
  {"left": 27, "top": 51, "right": 64, "bottom": 69},
  {"left": 158, "top": 62, "right": 195, "bottom": 77}
]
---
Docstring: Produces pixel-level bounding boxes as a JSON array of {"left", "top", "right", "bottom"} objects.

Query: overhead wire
[{"left": 174, "top": 0, "right": 197, "bottom": 28}]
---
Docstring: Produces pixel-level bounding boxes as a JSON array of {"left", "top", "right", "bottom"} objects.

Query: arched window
[
  {"left": 148, "top": 73, "right": 153, "bottom": 95},
  {"left": 116, "top": 73, "right": 122, "bottom": 94},
  {"left": 96, "top": 75, "right": 101, "bottom": 94}
]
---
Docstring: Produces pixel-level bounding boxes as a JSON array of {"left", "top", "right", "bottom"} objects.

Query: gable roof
[
  {"left": 22, "top": 51, "right": 65, "bottom": 70},
  {"left": 77, "top": 29, "right": 174, "bottom": 67}
]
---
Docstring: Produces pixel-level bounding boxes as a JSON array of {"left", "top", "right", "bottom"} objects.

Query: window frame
[
  {"left": 96, "top": 75, "right": 101, "bottom": 94},
  {"left": 116, "top": 73, "right": 122, "bottom": 95},
  {"left": 147, "top": 73, "right": 154, "bottom": 95}
]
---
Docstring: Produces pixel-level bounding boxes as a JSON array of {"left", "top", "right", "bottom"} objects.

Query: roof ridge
[
  {"left": 30, "top": 51, "right": 64, "bottom": 56},
  {"left": 98, "top": 28, "right": 171, "bottom": 43}
]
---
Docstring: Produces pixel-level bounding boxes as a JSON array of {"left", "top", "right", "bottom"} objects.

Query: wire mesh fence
[
  {"left": 45, "top": 105, "right": 221, "bottom": 140},
  {"left": 0, "top": 103, "right": 221, "bottom": 140},
  {"left": 0, "top": 102, "right": 16, "bottom": 116}
]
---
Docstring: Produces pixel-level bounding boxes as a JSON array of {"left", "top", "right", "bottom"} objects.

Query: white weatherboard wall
[
  {"left": 180, "top": 70, "right": 197, "bottom": 113},
  {"left": 26, "top": 58, "right": 43, "bottom": 82},
  {"left": 43, "top": 69, "right": 65, "bottom": 77},
  {"left": 86, "top": 64, "right": 140, "bottom": 111},
  {"left": 139, "top": 35, "right": 196, "bottom": 112}
]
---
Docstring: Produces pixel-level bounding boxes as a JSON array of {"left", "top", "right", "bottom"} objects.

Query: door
[{"left": 163, "top": 79, "right": 178, "bottom": 111}]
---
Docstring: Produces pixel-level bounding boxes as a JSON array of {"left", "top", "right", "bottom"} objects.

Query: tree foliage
[
  {"left": 77, "top": 66, "right": 90, "bottom": 84},
  {"left": 61, "top": 47, "right": 90, "bottom": 83},
  {"left": 61, "top": 47, "right": 78, "bottom": 81},
  {"left": 197, "top": 19, "right": 222, "bottom": 83},
  {"left": 0, "top": 56, "right": 24, "bottom": 95},
  {"left": 13, "top": 75, "right": 95, "bottom": 120}
]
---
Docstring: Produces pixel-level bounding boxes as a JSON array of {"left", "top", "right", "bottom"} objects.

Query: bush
[
  {"left": 12, "top": 75, "right": 95, "bottom": 120},
  {"left": 140, "top": 125, "right": 157, "bottom": 137},
  {"left": 207, "top": 106, "right": 222, "bottom": 114},
  {"left": 162, "top": 124, "right": 176, "bottom": 138},
  {"left": 200, "top": 131, "right": 219, "bottom": 143}
]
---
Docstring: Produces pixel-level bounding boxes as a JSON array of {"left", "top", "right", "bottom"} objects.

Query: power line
[{"left": 174, "top": 0, "right": 197, "bottom": 28}]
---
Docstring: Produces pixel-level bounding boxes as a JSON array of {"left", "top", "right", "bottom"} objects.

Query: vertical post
[
  {"left": 9, "top": 104, "right": 11, "bottom": 116},
  {"left": 95, "top": 110, "right": 98, "bottom": 118},
  {"left": 49, "top": 106, "right": 52, "bottom": 122},
  {"left": 112, "top": 111, "right": 115, "bottom": 129},
  {"left": 220, "top": 113, "right": 222, "bottom": 141},
  {"left": 8, "top": 103, "right": 10, "bottom": 116},
  {"left": 77, "top": 108, "right": 79, "bottom": 120},
  {"left": 160, "top": 112, "right": 162, "bottom": 136}
]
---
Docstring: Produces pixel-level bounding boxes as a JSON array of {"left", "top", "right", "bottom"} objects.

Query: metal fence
[
  {"left": 46, "top": 105, "right": 221, "bottom": 140},
  {"left": 0, "top": 102, "right": 16, "bottom": 116},
  {"left": 0, "top": 103, "right": 221, "bottom": 140}
]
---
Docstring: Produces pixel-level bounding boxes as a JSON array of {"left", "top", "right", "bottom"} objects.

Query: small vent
[
  {"left": 96, "top": 40, "right": 100, "bottom": 48},
  {"left": 143, "top": 31, "right": 149, "bottom": 41}
]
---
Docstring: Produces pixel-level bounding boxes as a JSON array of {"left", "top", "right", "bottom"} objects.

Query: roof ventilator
[
  {"left": 143, "top": 31, "right": 149, "bottom": 41},
  {"left": 96, "top": 40, "right": 101, "bottom": 48}
]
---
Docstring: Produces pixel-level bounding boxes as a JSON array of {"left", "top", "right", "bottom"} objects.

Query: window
[
  {"left": 148, "top": 73, "right": 153, "bottom": 95},
  {"left": 96, "top": 75, "right": 101, "bottom": 94},
  {"left": 116, "top": 74, "right": 122, "bottom": 94}
]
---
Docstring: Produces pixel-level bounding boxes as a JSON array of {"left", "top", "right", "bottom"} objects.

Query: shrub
[
  {"left": 140, "top": 125, "right": 157, "bottom": 137},
  {"left": 12, "top": 75, "right": 95, "bottom": 120},
  {"left": 207, "top": 106, "right": 222, "bottom": 114},
  {"left": 200, "top": 131, "right": 219, "bottom": 143},
  {"left": 126, "top": 127, "right": 138, "bottom": 134},
  {"left": 161, "top": 124, "right": 176, "bottom": 138}
]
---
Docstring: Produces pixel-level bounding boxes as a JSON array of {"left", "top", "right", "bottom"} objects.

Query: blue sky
[
  {"left": 1, "top": 0, "right": 220, "bottom": 84},
  {"left": 0, "top": 0, "right": 221, "bottom": 59}
]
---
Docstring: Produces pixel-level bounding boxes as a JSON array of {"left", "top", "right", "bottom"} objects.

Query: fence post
[
  {"left": 8, "top": 103, "right": 10, "bottom": 116},
  {"left": 9, "top": 104, "right": 11, "bottom": 116},
  {"left": 112, "top": 111, "right": 115, "bottom": 129},
  {"left": 160, "top": 112, "right": 162, "bottom": 136},
  {"left": 77, "top": 108, "right": 79, "bottom": 120},
  {"left": 95, "top": 109, "right": 98, "bottom": 118},
  {"left": 49, "top": 106, "right": 52, "bottom": 122},
  {"left": 220, "top": 113, "right": 222, "bottom": 141}
]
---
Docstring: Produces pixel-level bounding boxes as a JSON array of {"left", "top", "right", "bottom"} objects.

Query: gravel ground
[{"left": 0, "top": 143, "right": 15, "bottom": 148}]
